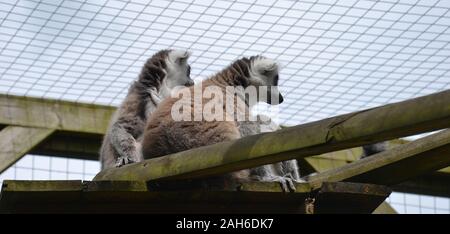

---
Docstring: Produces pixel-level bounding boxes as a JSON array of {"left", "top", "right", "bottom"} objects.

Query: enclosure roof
[{"left": 1, "top": 0, "right": 449, "bottom": 125}]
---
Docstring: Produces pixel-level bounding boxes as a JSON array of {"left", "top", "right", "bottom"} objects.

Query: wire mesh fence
[{"left": 1, "top": 0, "right": 450, "bottom": 124}]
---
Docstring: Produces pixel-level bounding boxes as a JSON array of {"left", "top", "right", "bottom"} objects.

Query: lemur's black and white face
[
  {"left": 248, "top": 56, "right": 284, "bottom": 105},
  {"left": 160, "top": 50, "right": 194, "bottom": 97}
]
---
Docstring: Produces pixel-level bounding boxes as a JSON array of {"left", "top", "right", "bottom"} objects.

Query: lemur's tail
[{"left": 360, "top": 142, "right": 388, "bottom": 159}]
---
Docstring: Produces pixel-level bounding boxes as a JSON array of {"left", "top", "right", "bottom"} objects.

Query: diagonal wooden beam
[
  {"left": 391, "top": 172, "right": 450, "bottom": 198},
  {"left": 373, "top": 202, "right": 398, "bottom": 214},
  {"left": 299, "top": 141, "right": 450, "bottom": 197},
  {"left": 296, "top": 144, "right": 399, "bottom": 214},
  {"left": 2, "top": 92, "right": 450, "bottom": 178},
  {"left": 306, "top": 129, "right": 450, "bottom": 189},
  {"left": 0, "top": 126, "right": 55, "bottom": 173},
  {"left": 94, "top": 89, "right": 450, "bottom": 181}
]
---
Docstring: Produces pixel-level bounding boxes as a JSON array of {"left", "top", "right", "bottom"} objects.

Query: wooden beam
[
  {"left": 373, "top": 202, "right": 398, "bottom": 214},
  {"left": 0, "top": 94, "right": 115, "bottom": 135},
  {"left": 306, "top": 129, "right": 450, "bottom": 189},
  {"left": 0, "top": 180, "right": 390, "bottom": 213},
  {"left": 94, "top": 89, "right": 450, "bottom": 181},
  {"left": 305, "top": 138, "right": 409, "bottom": 166},
  {"left": 391, "top": 172, "right": 450, "bottom": 198},
  {"left": 25, "top": 131, "right": 450, "bottom": 182},
  {"left": 0, "top": 126, "right": 55, "bottom": 173},
  {"left": 314, "top": 182, "right": 391, "bottom": 214},
  {"left": 30, "top": 131, "right": 102, "bottom": 160},
  {"left": 297, "top": 143, "right": 399, "bottom": 214},
  {"left": 2, "top": 93, "right": 449, "bottom": 176},
  {"left": 301, "top": 145, "right": 450, "bottom": 197}
]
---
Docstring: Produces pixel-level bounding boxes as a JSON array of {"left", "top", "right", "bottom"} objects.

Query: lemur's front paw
[
  {"left": 255, "top": 175, "right": 297, "bottom": 192},
  {"left": 278, "top": 176, "right": 296, "bottom": 192},
  {"left": 285, "top": 172, "right": 306, "bottom": 184},
  {"left": 115, "top": 156, "right": 136, "bottom": 168}
]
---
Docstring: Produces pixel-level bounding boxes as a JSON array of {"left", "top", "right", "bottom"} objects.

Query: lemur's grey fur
[
  {"left": 360, "top": 142, "right": 388, "bottom": 159},
  {"left": 99, "top": 49, "right": 193, "bottom": 170},
  {"left": 141, "top": 55, "right": 299, "bottom": 192}
]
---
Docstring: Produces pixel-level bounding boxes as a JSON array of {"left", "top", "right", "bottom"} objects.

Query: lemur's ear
[
  {"left": 254, "top": 57, "right": 279, "bottom": 77},
  {"left": 169, "top": 50, "right": 191, "bottom": 66}
]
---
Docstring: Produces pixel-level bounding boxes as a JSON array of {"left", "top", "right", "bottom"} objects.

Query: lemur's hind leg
[
  {"left": 110, "top": 117, "right": 144, "bottom": 167},
  {"left": 281, "top": 159, "right": 303, "bottom": 182}
]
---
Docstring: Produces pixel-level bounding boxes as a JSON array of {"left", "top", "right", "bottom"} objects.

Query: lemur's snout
[{"left": 278, "top": 93, "right": 284, "bottom": 104}]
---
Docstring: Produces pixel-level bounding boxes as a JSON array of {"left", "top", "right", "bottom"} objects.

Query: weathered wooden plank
[
  {"left": 94, "top": 89, "right": 450, "bottom": 181},
  {"left": 146, "top": 179, "right": 314, "bottom": 193},
  {"left": 391, "top": 172, "right": 450, "bottom": 198},
  {"left": 0, "top": 94, "right": 115, "bottom": 134},
  {"left": 0, "top": 180, "right": 390, "bottom": 214},
  {"left": 372, "top": 200, "right": 398, "bottom": 214},
  {"left": 306, "top": 129, "right": 450, "bottom": 189},
  {"left": 27, "top": 132, "right": 450, "bottom": 183},
  {"left": 0, "top": 126, "right": 55, "bottom": 173},
  {"left": 302, "top": 147, "right": 450, "bottom": 197},
  {"left": 302, "top": 139, "right": 406, "bottom": 173},
  {"left": 315, "top": 182, "right": 391, "bottom": 214},
  {"left": 296, "top": 149, "right": 398, "bottom": 214},
  {"left": 0, "top": 180, "right": 83, "bottom": 212},
  {"left": 295, "top": 146, "right": 398, "bottom": 214},
  {"left": 30, "top": 131, "right": 102, "bottom": 160},
  {"left": 1, "top": 180, "right": 83, "bottom": 192}
]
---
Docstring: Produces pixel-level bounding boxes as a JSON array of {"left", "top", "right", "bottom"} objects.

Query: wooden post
[{"left": 94, "top": 89, "right": 450, "bottom": 181}]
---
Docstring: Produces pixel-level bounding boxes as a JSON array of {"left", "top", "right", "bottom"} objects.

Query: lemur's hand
[
  {"left": 115, "top": 142, "right": 143, "bottom": 168},
  {"left": 251, "top": 174, "right": 299, "bottom": 192},
  {"left": 285, "top": 172, "right": 306, "bottom": 184},
  {"left": 275, "top": 175, "right": 296, "bottom": 192}
]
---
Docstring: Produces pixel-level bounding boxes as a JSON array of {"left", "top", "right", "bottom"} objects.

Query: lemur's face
[
  {"left": 165, "top": 50, "right": 194, "bottom": 89},
  {"left": 248, "top": 56, "right": 284, "bottom": 105}
]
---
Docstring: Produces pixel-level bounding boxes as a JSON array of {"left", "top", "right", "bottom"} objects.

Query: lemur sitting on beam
[
  {"left": 100, "top": 49, "right": 194, "bottom": 170},
  {"left": 141, "top": 55, "right": 301, "bottom": 191}
]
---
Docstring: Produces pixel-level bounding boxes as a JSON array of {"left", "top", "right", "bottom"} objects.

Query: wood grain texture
[{"left": 0, "top": 126, "right": 54, "bottom": 173}]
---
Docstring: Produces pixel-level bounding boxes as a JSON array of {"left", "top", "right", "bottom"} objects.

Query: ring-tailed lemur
[
  {"left": 141, "top": 55, "right": 298, "bottom": 191},
  {"left": 99, "top": 49, "right": 194, "bottom": 170}
]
